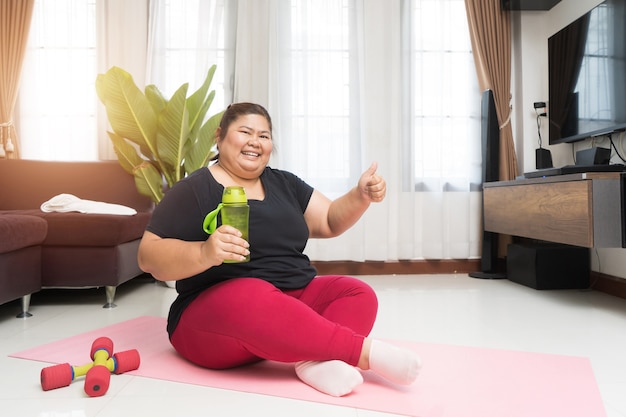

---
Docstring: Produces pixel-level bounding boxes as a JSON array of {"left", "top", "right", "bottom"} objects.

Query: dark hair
[{"left": 217, "top": 102, "right": 273, "bottom": 140}]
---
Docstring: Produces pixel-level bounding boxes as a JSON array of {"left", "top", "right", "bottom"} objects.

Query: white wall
[{"left": 512, "top": 0, "right": 626, "bottom": 279}]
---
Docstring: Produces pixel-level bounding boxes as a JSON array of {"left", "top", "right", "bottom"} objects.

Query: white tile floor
[{"left": 1, "top": 274, "right": 626, "bottom": 417}]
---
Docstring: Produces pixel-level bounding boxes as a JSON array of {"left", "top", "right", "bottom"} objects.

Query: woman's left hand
[{"left": 358, "top": 162, "right": 386, "bottom": 203}]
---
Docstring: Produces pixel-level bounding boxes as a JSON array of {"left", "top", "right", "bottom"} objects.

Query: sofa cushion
[
  {"left": 0, "top": 214, "right": 48, "bottom": 253},
  {"left": 16, "top": 210, "right": 151, "bottom": 247}
]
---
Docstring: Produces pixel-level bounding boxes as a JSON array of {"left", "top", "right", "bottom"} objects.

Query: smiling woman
[{"left": 135, "top": 102, "right": 420, "bottom": 397}]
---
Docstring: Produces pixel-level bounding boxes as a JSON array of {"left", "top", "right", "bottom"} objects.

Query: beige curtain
[
  {"left": 0, "top": 0, "right": 34, "bottom": 159},
  {"left": 465, "top": 0, "right": 518, "bottom": 181}
]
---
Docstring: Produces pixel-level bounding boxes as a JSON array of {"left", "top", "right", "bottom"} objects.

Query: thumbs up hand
[{"left": 358, "top": 162, "right": 386, "bottom": 203}]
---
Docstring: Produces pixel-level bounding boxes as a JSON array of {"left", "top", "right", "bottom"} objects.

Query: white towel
[{"left": 40, "top": 193, "right": 137, "bottom": 216}]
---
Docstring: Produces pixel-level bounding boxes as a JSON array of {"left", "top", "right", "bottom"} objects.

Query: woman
[{"left": 138, "top": 102, "right": 420, "bottom": 397}]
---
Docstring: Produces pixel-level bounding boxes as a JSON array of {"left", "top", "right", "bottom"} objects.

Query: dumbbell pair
[{"left": 40, "top": 337, "right": 140, "bottom": 397}]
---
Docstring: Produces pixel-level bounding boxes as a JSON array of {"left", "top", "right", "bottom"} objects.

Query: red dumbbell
[{"left": 40, "top": 336, "right": 140, "bottom": 397}]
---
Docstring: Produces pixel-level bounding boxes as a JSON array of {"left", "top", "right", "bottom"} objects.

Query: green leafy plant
[{"left": 96, "top": 65, "right": 223, "bottom": 204}]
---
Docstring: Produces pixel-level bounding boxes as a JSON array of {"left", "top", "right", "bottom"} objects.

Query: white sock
[
  {"left": 368, "top": 340, "right": 421, "bottom": 385},
  {"left": 295, "top": 360, "right": 363, "bottom": 397}
]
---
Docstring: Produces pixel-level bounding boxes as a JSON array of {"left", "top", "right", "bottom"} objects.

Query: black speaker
[
  {"left": 575, "top": 147, "right": 611, "bottom": 165},
  {"left": 469, "top": 90, "right": 506, "bottom": 279},
  {"left": 536, "top": 148, "right": 553, "bottom": 169},
  {"left": 482, "top": 90, "right": 500, "bottom": 183},
  {"left": 507, "top": 242, "right": 589, "bottom": 289}
]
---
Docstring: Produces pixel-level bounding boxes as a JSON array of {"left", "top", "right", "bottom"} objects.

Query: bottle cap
[{"left": 222, "top": 186, "right": 247, "bottom": 204}]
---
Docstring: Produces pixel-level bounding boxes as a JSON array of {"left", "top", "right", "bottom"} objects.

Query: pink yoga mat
[{"left": 11, "top": 316, "right": 606, "bottom": 417}]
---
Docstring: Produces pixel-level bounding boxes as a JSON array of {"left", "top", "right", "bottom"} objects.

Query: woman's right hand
[
  {"left": 202, "top": 225, "right": 250, "bottom": 265},
  {"left": 138, "top": 228, "right": 249, "bottom": 282}
]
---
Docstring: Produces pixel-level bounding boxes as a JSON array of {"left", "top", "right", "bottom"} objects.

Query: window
[
  {"left": 404, "top": 0, "right": 481, "bottom": 192},
  {"left": 19, "top": 0, "right": 98, "bottom": 160},
  {"left": 283, "top": 0, "right": 357, "bottom": 193}
]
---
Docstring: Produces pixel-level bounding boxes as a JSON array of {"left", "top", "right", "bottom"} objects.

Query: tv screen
[{"left": 548, "top": 0, "right": 626, "bottom": 145}]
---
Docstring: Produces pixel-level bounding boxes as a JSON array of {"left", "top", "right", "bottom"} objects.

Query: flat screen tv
[{"left": 548, "top": 0, "right": 626, "bottom": 145}]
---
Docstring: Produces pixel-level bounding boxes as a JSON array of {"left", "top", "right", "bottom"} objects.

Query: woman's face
[{"left": 217, "top": 113, "right": 273, "bottom": 179}]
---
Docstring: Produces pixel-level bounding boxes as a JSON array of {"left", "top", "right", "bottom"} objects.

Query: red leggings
[{"left": 170, "top": 275, "right": 378, "bottom": 369}]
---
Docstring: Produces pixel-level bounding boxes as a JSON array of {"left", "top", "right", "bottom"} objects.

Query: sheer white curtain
[
  {"left": 397, "top": 0, "right": 482, "bottom": 260},
  {"left": 17, "top": 0, "right": 481, "bottom": 262},
  {"left": 267, "top": 0, "right": 481, "bottom": 261},
  {"left": 268, "top": 0, "right": 370, "bottom": 260},
  {"left": 18, "top": 0, "right": 99, "bottom": 161}
]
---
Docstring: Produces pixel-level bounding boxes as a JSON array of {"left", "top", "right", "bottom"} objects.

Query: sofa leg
[
  {"left": 103, "top": 286, "right": 117, "bottom": 309},
  {"left": 16, "top": 294, "right": 33, "bottom": 318}
]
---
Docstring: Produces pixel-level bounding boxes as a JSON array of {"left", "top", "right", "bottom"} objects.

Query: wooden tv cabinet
[{"left": 482, "top": 172, "right": 626, "bottom": 248}]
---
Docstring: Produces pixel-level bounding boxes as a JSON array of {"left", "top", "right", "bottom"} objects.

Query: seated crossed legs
[{"left": 170, "top": 276, "right": 421, "bottom": 397}]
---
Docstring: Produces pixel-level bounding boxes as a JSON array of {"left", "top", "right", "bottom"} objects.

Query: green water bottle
[{"left": 202, "top": 186, "right": 250, "bottom": 263}]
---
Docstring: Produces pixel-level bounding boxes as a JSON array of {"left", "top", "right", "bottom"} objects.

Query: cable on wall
[{"left": 608, "top": 133, "right": 626, "bottom": 163}]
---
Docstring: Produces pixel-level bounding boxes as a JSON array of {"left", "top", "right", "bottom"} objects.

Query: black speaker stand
[
  {"left": 468, "top": 230, "right": 507, "bottom": 280},
  {"left": 468, "top": 271, "right": 507, "bottom": 279}
]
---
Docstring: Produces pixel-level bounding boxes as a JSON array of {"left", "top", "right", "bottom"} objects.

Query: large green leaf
[
  {"left": 108, "top": 132, "right": 165, "bottom": 203},
  {"left": 145, "top": 84, "right": 167, "bottom": 116},
  {"left": 95, "top": 67, "right": 158, "bottom": 156},
  {"left": 184, "top": 110, "right": 222, "bottom": 174},
  {"left": 134, "top": 162, "right": 165, "bottom": 203},
  {"left": 187, "top": 66, "right": 216, "bottom": 129},
  {"left": 189, "top": 90, "right": 216, "bottom": 140},
  {"left": 106, "top": 131, "right": 144, "bottom": 174},
  {"left": 156, "top": 83, "right": 190, "bottom": 185}
]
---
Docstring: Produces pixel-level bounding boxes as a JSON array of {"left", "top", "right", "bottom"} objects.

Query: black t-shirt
[{"left": 146, "top": 166, "right": 318, "bottom": 336}]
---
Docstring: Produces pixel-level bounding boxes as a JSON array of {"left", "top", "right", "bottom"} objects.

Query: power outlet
[{"left": 534, "top": 101, "right": 547, "bottom": 117}]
